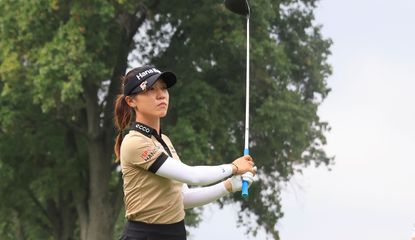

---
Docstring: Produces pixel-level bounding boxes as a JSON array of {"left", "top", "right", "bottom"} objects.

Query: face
[{"left": 125, "top": 79, "right": 169, "bottom": 119}]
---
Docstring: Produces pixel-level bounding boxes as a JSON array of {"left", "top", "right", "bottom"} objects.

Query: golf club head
[{"left": 224, "top": 0, "right": 250, "bottom": 16}]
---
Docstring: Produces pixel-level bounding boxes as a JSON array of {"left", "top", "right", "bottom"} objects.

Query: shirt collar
[{"left": 130, "top": 122, "right": 162, "bottom": 138}]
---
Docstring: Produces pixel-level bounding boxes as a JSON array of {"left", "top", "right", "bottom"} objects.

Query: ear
[{"left": 124, "top": 96, "right": 137, "bottom": 108}]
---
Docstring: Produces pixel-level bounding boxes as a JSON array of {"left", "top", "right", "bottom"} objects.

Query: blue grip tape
[
  {"left": 241, "top": 181, "right": 249, "bottom": 198},
  {"left": 242, "top": 148, "right": 249, "bottom": 198}
]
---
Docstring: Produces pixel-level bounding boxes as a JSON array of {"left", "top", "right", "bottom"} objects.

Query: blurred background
[
  {"left": 0, "top": 0, "right": 413, "bottom": 240},
  {"left": 193, "top": 0, "right": 415, "bottom": 239}
]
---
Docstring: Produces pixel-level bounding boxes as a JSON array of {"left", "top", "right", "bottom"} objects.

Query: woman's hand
[
  {"left": 231, "top": 155, "right": 256, "bottom": 175},
  {"left": 224, "top": 172, "right": 255, "bottom": 192}
]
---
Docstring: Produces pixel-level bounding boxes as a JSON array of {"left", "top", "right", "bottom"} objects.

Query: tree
[{"left": 0, "top": 0, "right": 332, "bottom": 239}]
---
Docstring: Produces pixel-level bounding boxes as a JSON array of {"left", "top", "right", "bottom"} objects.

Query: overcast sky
[{"left": 190, "top": 0, "right": 415, "bottom": 239}]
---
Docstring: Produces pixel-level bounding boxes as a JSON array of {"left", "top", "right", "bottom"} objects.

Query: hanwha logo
[{"left": 135, "top": 124, "right": 151, "bottom": 133}]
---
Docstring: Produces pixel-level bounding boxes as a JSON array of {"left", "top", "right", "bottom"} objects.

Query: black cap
[{"left": 123, "top": 65, "right": 177, "bottom": 96}]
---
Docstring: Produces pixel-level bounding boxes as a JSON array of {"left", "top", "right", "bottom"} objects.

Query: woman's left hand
[{"left": 225, "top": 170, "right": 256, "bottom": 192}]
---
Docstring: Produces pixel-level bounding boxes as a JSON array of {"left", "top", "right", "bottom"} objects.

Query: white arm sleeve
[
  {"left": 182, "top": 183, "right": 229, "bottom": 209},
  {"left": 155, "top": 157, "right": 233, "bottom": 186}
]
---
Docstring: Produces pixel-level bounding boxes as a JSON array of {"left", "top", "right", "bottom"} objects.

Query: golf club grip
[
  {"left": 241, "top": 181, "right": 249, "bottom": 198},
  {"left": 242, "top": 148, "right": 249, "bottom": 198}
]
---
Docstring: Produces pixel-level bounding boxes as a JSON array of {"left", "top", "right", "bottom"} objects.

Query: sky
[{"left": 190, "top": 0, "right": 415, "bottom": 239}]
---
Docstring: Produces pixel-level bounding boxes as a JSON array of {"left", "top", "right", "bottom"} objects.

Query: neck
[{"left": 136, "top": 114, "right": 160, "bottom": 134}]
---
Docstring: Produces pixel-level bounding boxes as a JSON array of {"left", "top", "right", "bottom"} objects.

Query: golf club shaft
[{"left": 242, "top": 16, "right": 250, "bottom": 199}]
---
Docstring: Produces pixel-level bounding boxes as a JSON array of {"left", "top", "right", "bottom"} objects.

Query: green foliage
[
  {"left": 0, "top": 75, "right": 82, "bottom": 238},
  {"left": 0, "top": 0, "right": 333, "bottom": 239}
]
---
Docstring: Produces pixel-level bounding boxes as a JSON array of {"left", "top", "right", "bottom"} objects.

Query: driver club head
[{"left": 224, "top": 0, "right": 250, "bottom": 17}]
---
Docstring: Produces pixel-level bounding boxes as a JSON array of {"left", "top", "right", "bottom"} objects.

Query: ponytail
[
  {"left": 113, "top": 93, "right": 132, "bottom": 162},
  {"left": 113, "top": 72, "right": 136, "bottom": 162},
  {"left": 114, "top": 69, "right": 144, "bottom": 162}
]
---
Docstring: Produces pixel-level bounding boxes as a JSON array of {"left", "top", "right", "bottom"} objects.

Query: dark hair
[{"left": 113, "top": 71, "right": 137, "bottom": 162}]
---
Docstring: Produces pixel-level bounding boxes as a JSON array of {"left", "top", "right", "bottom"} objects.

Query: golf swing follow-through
[
  {"left": 114, "top": 1, "right": 256, "bottom": 238},
  {"left": 224, "top": 0, "right": 252, "bottom": 199},
  {"left": 114, "top": 66, "right": 256, "bottom": 239}
]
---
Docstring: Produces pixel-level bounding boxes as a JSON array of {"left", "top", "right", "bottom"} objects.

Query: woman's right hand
[{"left": 231, "top": 155, "right": 256, "bottom": 175}]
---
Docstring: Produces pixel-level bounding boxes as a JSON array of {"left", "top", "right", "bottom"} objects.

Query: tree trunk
[
  {"left": 12, "top": 210, "right": 26, "bottom": 240},
  {"left": 77, "top": 79, "right": 113, "bottom": 240},
  {"left": 76, "top": 5, "right": 157, "bottom": 239},
  {"left": 47, "top": 194, "right": 77, "bottom": 240},
  {"left": 85, "top": 140, "right": 114, "bottom": 240}
]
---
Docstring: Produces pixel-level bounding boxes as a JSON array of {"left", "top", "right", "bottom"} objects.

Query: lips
[{"left": 157, "top": 102, "right": 167, "bottom": 107}]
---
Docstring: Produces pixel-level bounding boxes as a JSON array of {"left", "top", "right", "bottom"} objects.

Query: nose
[{"left": 156, "top": 88, "right": 167, "bottom": 99}]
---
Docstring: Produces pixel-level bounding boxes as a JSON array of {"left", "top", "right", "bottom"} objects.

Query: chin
[{"left": 158, "top": 111, "right": 168, "bottom": 118}]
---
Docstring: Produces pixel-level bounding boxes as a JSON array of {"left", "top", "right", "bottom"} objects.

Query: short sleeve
[{"left": 120, "top": 134, "right": 168, "bottom": 173}]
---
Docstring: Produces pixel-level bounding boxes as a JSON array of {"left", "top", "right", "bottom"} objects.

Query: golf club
[{"left": 224, "top": 0, "right": 251, "bottom": 199}]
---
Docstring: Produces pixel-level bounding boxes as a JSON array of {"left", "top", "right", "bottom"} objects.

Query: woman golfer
[{"left": 114, "top": 65, "right": 256, "bottom": 240}]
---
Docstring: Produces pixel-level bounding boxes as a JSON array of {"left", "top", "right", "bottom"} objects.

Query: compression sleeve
[
  {"left": 182, "top": 183, "right": 229, "bottom": 209},
  {"left": 155, "top": 156, "right": 234, "bottom": 186}
]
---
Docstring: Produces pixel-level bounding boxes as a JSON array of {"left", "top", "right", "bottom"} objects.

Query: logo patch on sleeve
[{"left": 141, "top": 147, "right": 159, "bottom": 161}]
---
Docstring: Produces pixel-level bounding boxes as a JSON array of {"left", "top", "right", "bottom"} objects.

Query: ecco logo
[
  {"left": 135, "top": 124, "right": 150, "bottom": 133},
  {"left": 135, "top": 68, "right": 161, "bottom": 81}
]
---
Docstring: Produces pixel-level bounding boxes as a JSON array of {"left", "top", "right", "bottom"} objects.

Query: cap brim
[
  {"left": 127, "top": 71, "right": 177, "bottom": 95},
  {"left": 146, "top": 71, "right": 177, "bottom": 89}
]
